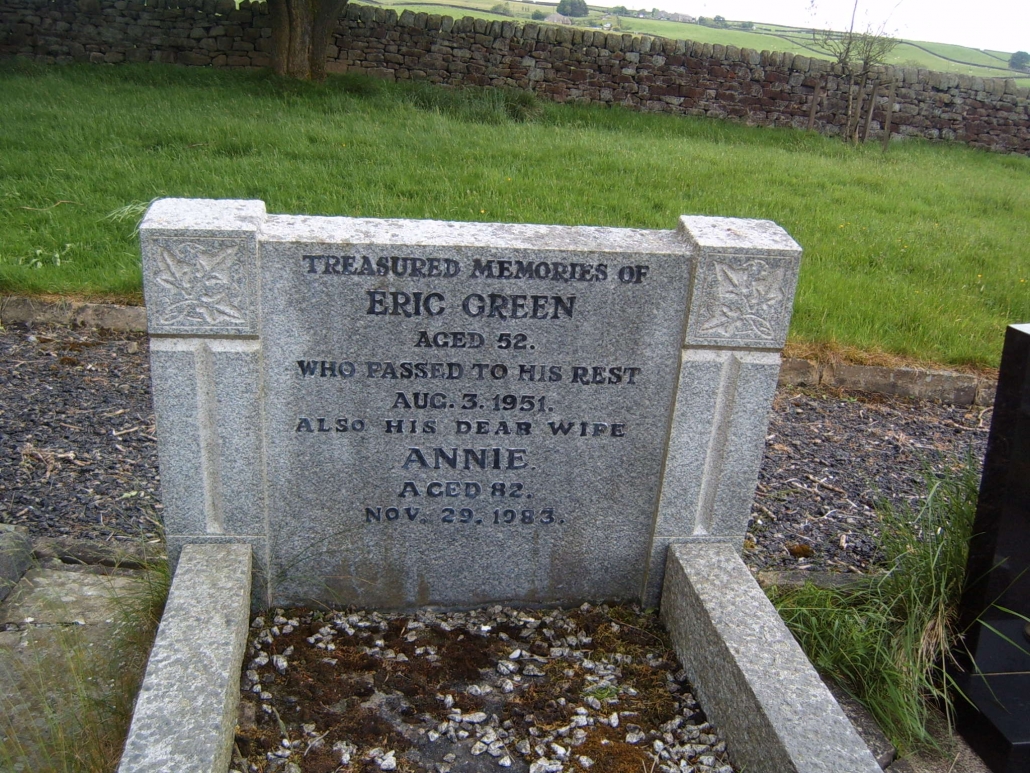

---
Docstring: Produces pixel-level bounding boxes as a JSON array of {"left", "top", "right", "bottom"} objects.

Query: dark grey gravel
[
  {"left": 748, "top": 387, "right": 989, "bottom": 573},
  {"left": 0, "top": 323, "right": 990, "bottom": 576},
  {"left": 0, "top": 324, "right": 161, "bottom": 544}
]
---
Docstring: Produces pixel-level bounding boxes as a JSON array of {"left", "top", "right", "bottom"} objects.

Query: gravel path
[{"left": 0, "top": 323, "right": 990, "bottom": 574}]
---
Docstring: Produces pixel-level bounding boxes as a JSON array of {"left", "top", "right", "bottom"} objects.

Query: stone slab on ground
[
  {"left": 0, "top": 568, "right": 144, "bottom": 626},
  {"left": 118, "top": 543, "right": 252, "bottom": 773},
  {"left": 822, "top": 362, "right": 981, "bottom": 405},
  {"left": 756, "top": 569, "right": 871, "bottom": 591},
  {"left": 777, "top": 358, "right": 997, "bottom": 407},
  {"left": 662, "top": 542, "right": 882, "bottom": 773},
  {"left": 0, "top": 565, "right": 150, "bottom": 769},
  {"left": 0, "top": 295, "right": 147, "bottom": 332},
  {"left": 32, "top": 536, "right": 157, "bottom": 571}
]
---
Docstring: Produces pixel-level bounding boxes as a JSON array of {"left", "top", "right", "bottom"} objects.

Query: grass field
[
  {"left": 381, "top": 0, "right": 1030, "bottom": 86},
  {"left": 1, "top": 61, "right": 1028, "bottom": 368}
]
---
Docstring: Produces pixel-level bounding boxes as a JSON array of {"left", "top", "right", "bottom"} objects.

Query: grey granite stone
[
  {"left": 0, "top": 529, "right": 32, "bottom": 603},
  {"left": 141, "top": 200, "right": 802, "bottom": 610},
  {"left": 163, "top": 534, "right": 268, "bottom": 612},
  {"left": 117, "top": 543, "right": 252, "bottom": 773},
  {"left": 642, "top": 349, "right": 782, "bottom": 605},
  {"left": 661, "top": 542, "right": 883, "bottom": 773},
  {"left": 149, "top": 339, "right": 265, "bottom": 538},
  {"left": 679, "top": 215, "right": 802, "bottom": 349},
  {"left": 258, "top": 213, "right": 693, "bottom": 608},
  {"left": 140, "top": 198, "right": 265, "bottom": 337}
]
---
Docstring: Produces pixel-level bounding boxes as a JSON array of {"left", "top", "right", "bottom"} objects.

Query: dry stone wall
[{"left": 4, "top": 0, "right": 1030, "bottom": 153}]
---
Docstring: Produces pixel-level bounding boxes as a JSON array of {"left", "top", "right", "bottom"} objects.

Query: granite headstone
[
  {"left": 955, "top": 323, "right": 1030, "bottom": 773},
  {"left": 140, "top": 200, "right": 801, "bottom": 609}
]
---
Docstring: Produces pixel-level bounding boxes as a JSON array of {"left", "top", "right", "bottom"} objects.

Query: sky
[{"left": 656, "top": 0, "right": 1029, "bottom": 54}]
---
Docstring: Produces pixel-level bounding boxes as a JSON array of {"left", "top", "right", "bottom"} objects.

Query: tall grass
[
  {"left": 1, "top": 61, "right": 1028, "bottom": 366},
  {"left": 0, "top": 550, "right": 168, "bottom": 773},
  {"left": 769, "top": 460, "right": 981, "bottom": 754}
]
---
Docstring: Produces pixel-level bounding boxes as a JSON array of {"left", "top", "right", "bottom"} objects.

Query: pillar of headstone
[
  {"left": 955, "top": 323, "right": 1030, "bottom": 773},
  {"left": 141, "top": 200, "right": 271, "bottom": 604},
  {"left": 642, "top": 217, "right": 801, "bottom": 604},
  {"left": 140, "top": 200, "right": 800, "bottom": 610}
]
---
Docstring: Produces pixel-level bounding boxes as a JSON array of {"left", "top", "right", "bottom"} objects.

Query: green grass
[
  {"left": 386, "top": 0, "right": 1030, "bottom": 85},
  {"left": 769, "top": 460, "right": 981, "bottom": 755},
  {"left": 1, "top": 61, "right": 1028, "bottom": 367},
  {"left": 902, "top": 40, "right": 1010, "bottom": 69}
]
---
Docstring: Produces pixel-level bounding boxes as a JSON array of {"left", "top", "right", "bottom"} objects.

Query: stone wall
[{"left": 4, "top": 0, "right": 1029, "bottom": 153}]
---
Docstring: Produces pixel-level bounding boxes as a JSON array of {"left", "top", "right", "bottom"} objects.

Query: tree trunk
[
  {"left": 882, "top": 81, "right": 896, "bottom": 152},
  {"left": 268, "top": 0, "right": 349, "bottom": 80},
  {"left": 807, "top": 82, "right": 823, "bottom": 132}
]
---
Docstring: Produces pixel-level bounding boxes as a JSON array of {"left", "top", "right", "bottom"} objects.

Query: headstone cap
[
  {"left": 679, "top": 216, "right": 801, "bottom": 350},
  {"left": 141, "top": 198, "right": 267, "bottom": 235},
  {"left": 678, "top": 215, "right": 801, "bottom": 256}
]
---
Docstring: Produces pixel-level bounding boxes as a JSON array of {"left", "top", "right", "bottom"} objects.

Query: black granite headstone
[{"left": 955, "top": 323, "right": 1030, "bottom": 773}]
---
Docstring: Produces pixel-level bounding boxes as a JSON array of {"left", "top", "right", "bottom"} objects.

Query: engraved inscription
[
  {"left": 287, "top": 250, "right": 662, "bottom": 534},
  {"left": 258, "top": 236, "right": 697, "bottom": 609},
  {"left": 150, "top": 238, "right": 251, "bottom": 329}
]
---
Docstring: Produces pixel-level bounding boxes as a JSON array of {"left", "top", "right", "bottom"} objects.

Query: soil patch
[{"left": 234, "top": 604, "right": 733, "bottom": 773}]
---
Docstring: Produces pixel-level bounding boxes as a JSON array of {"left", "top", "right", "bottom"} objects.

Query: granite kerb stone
[
  {"left": 117, "top": 542, "right": 252, "bottom": 773},
  {"left": 661, "top": 542, "right": 883, "bottom": 773}
]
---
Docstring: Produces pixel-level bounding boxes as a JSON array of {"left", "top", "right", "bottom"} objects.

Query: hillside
[{"left": 379, "top": 0, "right": 1030, "bottom": 87}]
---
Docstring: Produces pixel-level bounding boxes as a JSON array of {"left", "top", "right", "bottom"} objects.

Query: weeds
[
  {"left": 0, "top": 544, "right": 169, "bottom": 773},
  {"left": 403, "top": 81, "right": 542, "bottom": 123},
  {"left": 19, "top": 244, "right": 75, "bottom": 270},
  {"left": 769, "top": 458, "right": 981, "bottom": 754},
  {"left": 104, "top": 200, "right": 156, "bottom": 239}
]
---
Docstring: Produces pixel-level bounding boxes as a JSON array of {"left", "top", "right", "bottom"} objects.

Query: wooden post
[
  {"left": 882, "top": 81, "right": 896, "bottom": 152},
  {"left": 807, "top": 83, "right": 822, "bottom": 132},
  {"left": 862, "top": 81, "right": 880, "bottom": 144},
  {"left": 852, "top": 72, "right": 869, "bottom": 144}
]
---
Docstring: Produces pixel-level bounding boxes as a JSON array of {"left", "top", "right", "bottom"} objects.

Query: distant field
[
  {"left": 381, "top": 0, "right": 1030, "bottom": 86},
  {"left": 2, "top": 62, "right": 1028, "bottom": 368}
]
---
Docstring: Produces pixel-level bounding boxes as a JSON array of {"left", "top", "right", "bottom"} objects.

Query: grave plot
[
  {"left": 235, "top": 603, "right": 735, "bottom": 773},
  {"left": 131, "top": 201, "right": 880, "bottom": 773}
]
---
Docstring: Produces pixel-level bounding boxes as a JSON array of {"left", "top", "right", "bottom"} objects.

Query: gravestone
[
  {"left": 140, "top": 199, "right": 801, "bottom": 609},
  {"left": 955, "top": 323, "right": 1030, "bottom": 773}
]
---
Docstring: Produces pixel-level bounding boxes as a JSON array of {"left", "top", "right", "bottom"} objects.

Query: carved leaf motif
[
  {"left": 152, "top": 240, "right": 248, "bottom": 328},
  {"left": 697, "top": 259, "right": 785, "bottom": 340}
]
